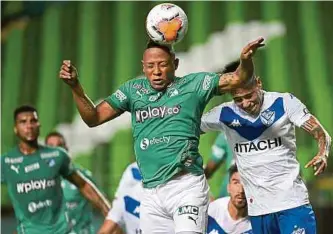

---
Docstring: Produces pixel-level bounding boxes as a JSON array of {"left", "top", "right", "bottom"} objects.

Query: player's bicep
[
  {"left": 96, "top": 101, "right": 122, "bottom": 125},
  {"left": 218, "top": 72, "right": 243, "bottom": 94},
  {"left": 284, "top": 93, "right": 311, "bottom": 127}
]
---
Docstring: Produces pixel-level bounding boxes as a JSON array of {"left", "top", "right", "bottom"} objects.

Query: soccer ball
[{"left": 146, "top": 3, "right": 188, "bottom": 45}]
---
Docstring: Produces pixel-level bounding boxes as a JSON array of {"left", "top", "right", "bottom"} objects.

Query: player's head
[
  {"left": 227, "top": 164, "right": 247, "bottom": 209},
  {"left": 223, "top": 60, "right": 263, "bottom": 116},
  {"left": 14, "top": 105, "right": 40, "bottom": 143},
  {"left": 142, "top": 40, "right": 179, "bottom": 91},
  {"left": 45, "top": 131, "right": 68, "bottom": 151}
]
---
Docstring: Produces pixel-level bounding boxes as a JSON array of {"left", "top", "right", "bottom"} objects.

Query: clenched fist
[{"left": 59, "top": 60, "right": 79, "bottom": 87}]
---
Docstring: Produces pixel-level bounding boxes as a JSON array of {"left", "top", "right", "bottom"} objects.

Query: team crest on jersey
[
  {"left": 260, "top": 109, "right": 275, "bottom": 126},
  {"left": 291, "top": 227, "right": 305, "bottom": 234},
  {"left": 149, "top": 92, "right": 162, "bottom": 102},
  {"left": 167, "top": 88, "right": 179, "bottom": 97}
]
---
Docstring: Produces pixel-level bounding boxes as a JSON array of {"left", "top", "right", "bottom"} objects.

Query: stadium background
[{"left": 1, "top": 1, "right": 332, "bottom": 233}]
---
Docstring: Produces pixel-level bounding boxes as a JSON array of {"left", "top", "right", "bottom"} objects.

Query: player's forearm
[
  {"left": 235, "top": 57, "right": 254, "bottom": 85},
  {"left": 98, "top": 220, "right": 123, "bottom": 234},
  {"left": 80, "top": 183, "right": 111, "bottom": 216},
  {"left": 302, "top": 116, "right": 332, "bottom": 157},
  {"left": 71, "top": 83, "right": 99, "bottom": 127}
]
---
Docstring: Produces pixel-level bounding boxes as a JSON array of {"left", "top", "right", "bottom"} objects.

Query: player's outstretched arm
[
  {"left": 66, "top": 171, "right": 111, "bottom": 216},
  {"left": 59, "top": 60, "right": 121, "bottom": 127},
  {"left": 98, "top": 219, "right": 123, "bottom": 234},
  {"left": 218, "top": 37, "right": 265, "bottom": 93},
  {"left": 302, "top": 116, "right": 332, "bottom": 176},
  {"left": 204, "top": 160, "right": 223, "bottom": 179}
]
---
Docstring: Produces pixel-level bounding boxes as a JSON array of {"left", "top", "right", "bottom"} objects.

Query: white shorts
[{"left": 140, "top": 173, "right": 209, "bottom": 234}]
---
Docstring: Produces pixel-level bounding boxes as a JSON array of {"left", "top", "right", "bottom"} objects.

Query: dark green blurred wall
[{"left": 2, "top": 1, "right": 333, "bottom": 205}]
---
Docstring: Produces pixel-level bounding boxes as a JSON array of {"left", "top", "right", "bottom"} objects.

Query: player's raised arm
[
  {"left": 66, "top": 171, "right": 111, "bottom": 216},
  {"left": 302, "top": 116, "right": 331, "bottom": 176},
  {"left": 59, "top": 60, "right": 121, "bottom": 127},
  {"left": 218, "top": 37, "right": 265, "bottom": 94}
]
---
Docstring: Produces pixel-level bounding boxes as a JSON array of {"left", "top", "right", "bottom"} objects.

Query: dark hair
[
  {"left": 221, "top": 60, "right": 240, "bottom": 74},
  {"left": 228, "top": 163, "right": 238, "bottom": 180},
  {"left": 14, "top": 105, "right": 38, "bottom": 121},
  {"left": 45, "top": 131, "right": 65, "bottom": 144},
  {"left": 146, "top": 39, "right": 175, "bottom": 56}
]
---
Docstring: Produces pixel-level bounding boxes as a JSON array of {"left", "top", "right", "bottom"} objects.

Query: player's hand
[
  {"left": 241, "top": 37, "right": 265, "bottom": 60},
  {"left": 59, "top": 60, "right": 79, "bottom": 87},
  {"left": 305, "top": 154, "right": 328, "bottom": 176}
]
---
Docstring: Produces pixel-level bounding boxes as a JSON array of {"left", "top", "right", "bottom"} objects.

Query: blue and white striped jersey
[
  {"left": 201, "top": 91, "right": 311, "bottom": 215},
  {"left": 107, "top": 162, "right": 142, "bottom": 234}
]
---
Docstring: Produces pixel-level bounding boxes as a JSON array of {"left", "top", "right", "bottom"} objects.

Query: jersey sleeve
[
  {"left": 284, "top": 93, "right": 311, "bottom": 127},
  {"left": 59, "top": 149, "right": 75, "bottom": 177},
  {"left": 104, "top": 81, "right": 132, "bottom": 112},
  {"left": 201, "top": 105, "right": 225, "bottom": 133},
  {"left": 193, "top": 72, "right": 221, "bottom": 104},
  {"left": 106, "top": 195, "right": 124, "bottom": 225}
]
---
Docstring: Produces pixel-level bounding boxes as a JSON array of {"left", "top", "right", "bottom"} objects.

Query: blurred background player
[
  {"left": 98, "top": 161, "right": 142, "bottom": 234},
  {"left": 59, "top": 37, "right": 264, "bottom": 234},
  {"left": 45, "top": 131, "right": 100, "bottom": 234},
  {"left": 201, "top": 63, "right": 331, "bottom": 233},
  {"left": 207, "top": 164, "right": 252, "bottom": 234},
  {"left": 1, "top": 105, "right": 111, "bottom": 234},
  {"left": 204, "top": 133, "right": 233, "bottom": 198},
  {"left": 204, "top": 61, "right": 240, "bottom": 198}
]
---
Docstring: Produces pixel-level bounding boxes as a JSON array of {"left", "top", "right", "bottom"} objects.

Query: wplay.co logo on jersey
[{"left": 140, "top": 136, "right": 170, "bottom": 150}]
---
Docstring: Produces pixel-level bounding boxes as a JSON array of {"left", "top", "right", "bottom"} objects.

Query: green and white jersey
[
  {"left": 1, "top": 145, "right": 75, "bottom": 234},
  {"left": 105, "top": 72, "right": 221, "bottom": 188},
  {"left": 62, "top": 168, "right": 94, "bottom": 234}
]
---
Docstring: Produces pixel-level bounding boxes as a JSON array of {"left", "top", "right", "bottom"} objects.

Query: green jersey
[
  {"left": 105, "top": 72, "right": 220, "bottom": 188},
  {"left": 210, "top": 133, "right": 232, "bottom": 164},
  {"left": 1, "top": 145, "right": 75, "bottom": 234},
  {"left": 62, "top": 168, "right": 94, "bottom": 234}
]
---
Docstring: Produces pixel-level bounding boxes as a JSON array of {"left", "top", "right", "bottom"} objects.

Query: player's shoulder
[
  {"left": 209, "top": 196, "right": 230, "bottom": 215},
  {"left": 206, "top": 100, "right": 235, "bottom": 115},
  {"left": 1, "top": 146, "right": 23, "bottom": 164},
  {"left": 182, "top": 72, "right": 219, "bottom": 80},
  {"left": 39, "top": 145, "right": 69, "bottom": 159},
  {"left": 264, "top": 91, "right": 296, "bottom": 100}
]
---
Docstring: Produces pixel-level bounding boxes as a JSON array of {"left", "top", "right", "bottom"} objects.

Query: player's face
[
  {"left": 228, "top": 172, "right": 247, "bottom": 209},
  {"left": 46, "top": 136, "right": 67, "bottom": 150},
  {"left": 231, "top": 80, "right": 263, "bottom": 116},
  {"left": 142, "top": 47, "right": 178, "bottom": 91},
  {"left": 14, "top": 111, "right": 40, "bottom": 142}
]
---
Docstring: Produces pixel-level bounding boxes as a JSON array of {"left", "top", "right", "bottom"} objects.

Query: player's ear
[
  {"left": 256, "top": 76, "right": 262, "bottom": 89},
  {"left": 14, "top": 126, "right": 17, "bottom": 135},
  {"left": 174, "top": 58, "right": 179, "bottom": 70},
  {"left": 141, "top": 60, "right": 145, "bottom": 73}
]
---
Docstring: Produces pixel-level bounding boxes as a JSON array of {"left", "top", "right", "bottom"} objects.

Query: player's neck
[
  {"left": 228, "top": 201, "right": 248, "bottom": 220},
  {"left": 18, "top": 141, "right": 39, "bottom": 155}
]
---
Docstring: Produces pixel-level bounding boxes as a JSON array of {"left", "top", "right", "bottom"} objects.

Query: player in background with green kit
[
  {"left": 1, "top": 105, "right": 111, "bottom": 234},
  {"left": 59, "top": 37, "right": 264, "bottom": 234},
  {"left": 45, "top": 131, "right": 100, "bottom": 234}
]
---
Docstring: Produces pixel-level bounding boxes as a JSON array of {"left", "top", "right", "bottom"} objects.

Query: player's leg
[
  {"left": 166, "top": 173, "right": 209, "bottom": 234},
  {"left": 140, "top": 187, "right": 175, "bottom": 234},
  {"left": 277, "top": 204, "right": 316, "bottom": 234},
  {"left": 249, "top": 213, "right": 280, "bottom": 234}
]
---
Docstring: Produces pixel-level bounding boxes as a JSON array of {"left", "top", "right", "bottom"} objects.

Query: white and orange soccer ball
[{"left": 146, "top": 3, "right": 188, "bottom": 45}]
